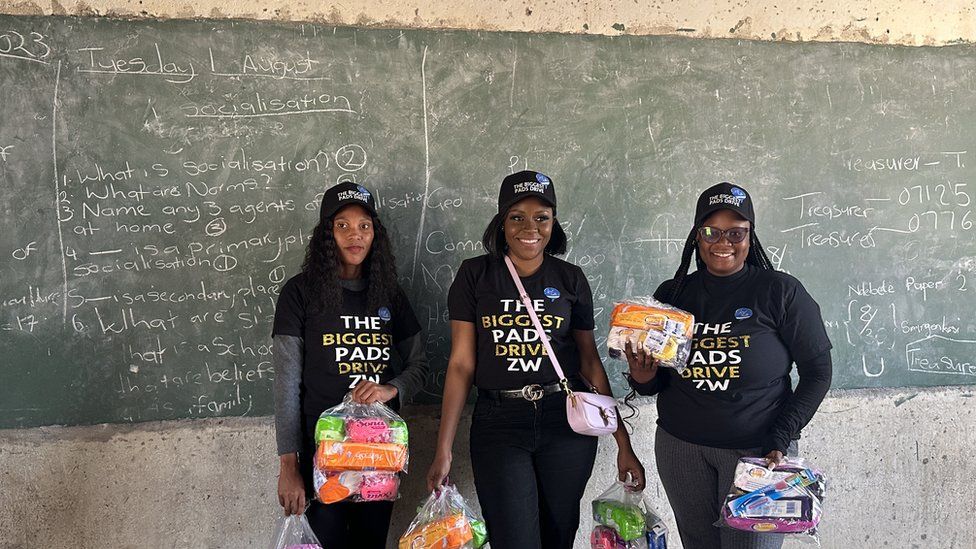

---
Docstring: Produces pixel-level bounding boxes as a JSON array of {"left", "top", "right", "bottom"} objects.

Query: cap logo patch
[
  {"left": 378, "top": 307, "right": 391, "bottom": 321},
  {"left": 734, "top": 307, "right": 753, "bottom": 320},
  {"left": 356, "top": 185, "right": 371, "bottom": 196},
  {"left": 730, "top": 186, "right": 746, "bottom": 198},
  {"left": 708, "top": 193, "right": 746, "bottom": 207},
  {"left": 543, "top": 287, "right": 561, "bottom": 301},
  {"left": 535, "top": 173, "right": 551, "bottom": 185},
  {"left": 336, "top": 188, "right": 371, "bottom": 203},
  {"left": 513, "top": 181, "right": 550, "bottom": 194}
]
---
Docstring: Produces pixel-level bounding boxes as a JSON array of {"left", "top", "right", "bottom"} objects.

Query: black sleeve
[
  {"left": 272, "top": 276, "right": 305, "bottom": 338},
  {"left": 776, "top": 278, "right": 833, "bottom": 363},
  {"left": 392, "top": 286, "right": 422, "bottom": 344},
  {"left": 762, "top": 350, "right": 833, "bottom": 455},
  {"left": 627, "top": 368, "right": 671, "bottom": 396},
  {"left": 571, "top": 266, "right": 596, "bottom": 330},
  {"left": 448, "top": 259, "right": 478, "bottom": 322}
]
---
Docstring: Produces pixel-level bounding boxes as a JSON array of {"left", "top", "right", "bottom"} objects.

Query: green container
[
  {"left": 389, "top": 420, "right": 409, "bottom": 445},
  {"left": 470, "top": 518, "right": 488, "bottom": 548},
  {"left": 592, "top": 499, "right": 647, "bottom": 541},
  {"left": 314, "top": 414, "right": 345, "bottom": 443}
]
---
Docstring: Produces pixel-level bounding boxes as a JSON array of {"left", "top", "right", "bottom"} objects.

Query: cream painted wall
[{"left": 0, "top": 0, "right": 974, "bottom": 46}]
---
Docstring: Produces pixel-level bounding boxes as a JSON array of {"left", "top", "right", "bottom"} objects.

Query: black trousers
[
  {"left": 469, "top": 390, "right": 599, "bottom": 549},
  {"left": 304, "top": 499, "right": 394, "bottom": 549},
  {"left": 299, "top": 415, "right": 394, "bottom": 549}
]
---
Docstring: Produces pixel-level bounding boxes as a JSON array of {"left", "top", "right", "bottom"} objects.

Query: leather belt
[{"left": 480, "top": 380, "right": 571, "bottom": 402}]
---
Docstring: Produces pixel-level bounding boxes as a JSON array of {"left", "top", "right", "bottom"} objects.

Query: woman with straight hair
[
  {"left": 426, "top": 170, "right": 645, "bottom": 549},
  {"left": 624, "top": 182, "right": 832, "bottom": 549},
  {"left": 272, "top": 182, "right": 429, "bottom": 548}
]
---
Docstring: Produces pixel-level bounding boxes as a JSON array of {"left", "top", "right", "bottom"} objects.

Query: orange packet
[
  {"left": 610, "top": 303, "right": 694, "bottom": 339},
  {"left": 316, "top": 441, "right": 407, "bottom": 472},
  {"left": 398, "top": 513, "right": 473, "bottom": 549}
]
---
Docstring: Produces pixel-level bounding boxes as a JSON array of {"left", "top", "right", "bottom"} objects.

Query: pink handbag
[{"left": 504, "top": 256, "right": 619, "bottom": 436}]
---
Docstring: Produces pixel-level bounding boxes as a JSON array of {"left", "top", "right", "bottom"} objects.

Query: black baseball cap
[
  {"left": 320, "top": 182, "right": 378, "bottom": 221},
  {"left": 694, "top": 182, "right": 755, "bottom": 226},
  {"left": 497, "top": 170, "right": 557, "bottom": 217}
]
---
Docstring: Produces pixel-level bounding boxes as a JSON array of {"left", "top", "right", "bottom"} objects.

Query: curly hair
[{"left": 301, "top": 213, "right": 401, "bottom": 314}]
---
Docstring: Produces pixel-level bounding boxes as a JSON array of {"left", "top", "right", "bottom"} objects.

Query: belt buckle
[{"left": 520, "top": 384, "right": 544, "bottom": 401}]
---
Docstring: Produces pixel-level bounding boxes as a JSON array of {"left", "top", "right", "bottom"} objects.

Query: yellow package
[
  {"left": 608, "top": 300, "right": 694, "bottom": 370},
  {"left": 398, "top": 513, "right": 472, "bottom": 549}
]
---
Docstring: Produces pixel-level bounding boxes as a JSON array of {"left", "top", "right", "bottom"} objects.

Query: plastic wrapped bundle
[
  {"left": 312, "top": 394, "right": 409, "bottom": 504},
  {"left": 718, "top": 457, "right": 826, "bottom": 542},
  {"left": 591, "top": 481, "right": 669, "bottom": 547},
  {"left": 399, "top": 484, "right": 488, "bottom": 549},
  {"left": 607, "top": 298, "right": 694, "bottom": 372},
  {"left": 267, "top": 514, "right": 323, "bottom": 549},
  {"left": 313, "top": 470, "right": 402, "bottom": 504}
]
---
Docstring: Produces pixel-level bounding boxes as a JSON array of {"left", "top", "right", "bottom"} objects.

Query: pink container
[
  {"left": 358, "top": 472, "right": 400, "bottom": 501},
  {"left": 345, "top": 418, "right": 392, "bottom": 443}
]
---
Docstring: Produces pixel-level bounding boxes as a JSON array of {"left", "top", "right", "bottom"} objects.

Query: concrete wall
[
  {"left": 0, "top": 0, "right": 974, "bottom": 45},
  {"left": 2, "top": 1, "right": 976, "bottom": 548},
  {"left": 1, "top": 387, "right": 974, "bottom": 548}
]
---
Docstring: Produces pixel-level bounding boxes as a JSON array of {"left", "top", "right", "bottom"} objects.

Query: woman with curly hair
[{"left": 272, "top": 182, "right": 429, "bottom": 548}]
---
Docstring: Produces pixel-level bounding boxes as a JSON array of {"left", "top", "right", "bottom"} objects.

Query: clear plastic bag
[
  {"left": 591, "top": 481, "right": 669, "bottom": 548},
  {"left": 607, "top": 297, "right": 694, "bottom": 372},
  {"left": 717, "top": 457, "right": 826, "bottom": 544},
  {"left": 398, "top": 484, "right": 488, "bottom": 549},
  {"left": 313, "top": 469, "right": 401, "bottom": 504},
  {"left": 312, "top": 393, "right": 409, "bottom": 504},
  {"left": 267, "top": 513, "right": 323, "bottom": 549}
]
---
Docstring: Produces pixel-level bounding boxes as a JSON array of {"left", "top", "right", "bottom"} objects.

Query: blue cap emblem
[
  {"left": 543, "top": 287, "right": 561, "bottom": 301},
  {"left": 378, "top": 307, "right": 391, "bottom": 321},
  {"left": 730, "top": 187, "right": 746, "bottom": 198},
  {"left": 536, "top": 173, "right": 551, "bottom": 185},
  {"left": 357, "top": 185, "right": 371, "bottom": 196},
  {"left": 734, "top": 307, "right": 753, "bottom": 320}
]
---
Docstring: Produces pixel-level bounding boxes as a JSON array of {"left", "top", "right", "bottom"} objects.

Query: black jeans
[
  {"left": 469, "top": 390, "right": 599, "bottom": 549},
  {"left": 304, "top": 499, "right": 393, "bottom": 549},
  {"left": 299, "top": 415, "right": 394, "bottom": 549}
]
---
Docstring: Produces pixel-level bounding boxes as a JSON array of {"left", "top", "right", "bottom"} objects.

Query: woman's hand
[
  {"left": 624, "top": 340, "right": 659, "bottom": 384},
  {"left": 277, "top": 454, "right": 306, "bottom": 515},
  {"left": 617, "top": 447, "right": 646, "bottom": 491},
  {"left": 351, "top": 381, "right": 398, "bottom": 404},
  {"left": 426, "top": 452, "right": 452, "bottom": 492},
  {"left": 763, "top": 449, "right": 785, "bottom": 469}
]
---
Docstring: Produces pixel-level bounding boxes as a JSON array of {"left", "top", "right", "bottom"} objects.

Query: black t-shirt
[
  {"left": 448, "top": 254, "right": 595, "bottom": 390},
  {"left": 272, "top": 273, "right": 421, "bottom": 417},
  {"left": 652, "top": 264, "right": 832, "bottom": 449}
]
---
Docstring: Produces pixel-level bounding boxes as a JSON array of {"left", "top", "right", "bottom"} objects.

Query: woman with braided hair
[{"left": 624, "top": 182, "right": 833, "bottom": 549}]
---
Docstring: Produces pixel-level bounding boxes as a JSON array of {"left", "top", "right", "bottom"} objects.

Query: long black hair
[
  {"left": 481, "top": 211, "right": 568, "bottom": 260},
  {"left": 301, "top": 212, "right": 400, "bottom": 314}
]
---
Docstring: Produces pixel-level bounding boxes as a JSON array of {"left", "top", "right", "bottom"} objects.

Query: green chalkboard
[{"left": 2, "top": 15, "right": 975, "bottom": 428}]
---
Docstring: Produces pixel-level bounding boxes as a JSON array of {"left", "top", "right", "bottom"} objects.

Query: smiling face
[
  {"left": 332, "top": 204, "right": 374, "bottom": 276},
  {"left": 503, "top": 196, "right": 553, "bottom": 262},
  {"left": 697, "top": 209, "right": 751, "bottom": 276}
]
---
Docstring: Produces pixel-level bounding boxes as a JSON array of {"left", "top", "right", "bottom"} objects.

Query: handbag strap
[{"left": 503, "top": 255, "right": 573, "bottom": 394}]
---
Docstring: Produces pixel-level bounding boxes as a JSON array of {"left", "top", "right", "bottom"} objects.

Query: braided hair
[
  {"left": 621, "top": 216, "right": 775, "bottom": 418},
  {"left": 664, "top": 220, "right": 775, "bottom": 304}
]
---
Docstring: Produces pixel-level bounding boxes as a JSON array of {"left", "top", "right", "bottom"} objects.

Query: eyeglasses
[{"left": 697, "top": 226, "right": 750, "bottom": 244}]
